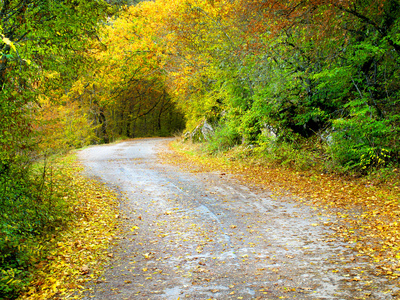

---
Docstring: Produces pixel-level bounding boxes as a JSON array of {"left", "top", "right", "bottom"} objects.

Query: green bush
[
  {"left": 0, "top": 158, "right": 70, "bottom": 299},
  {"left": 205, "top": 124, "right": 242, "bottom": 154},
  {"left": 328, "top": 106, "right": 397, "bottom": 172},
  {"left": 255, "top": 133, "right": 320, "bottom": 171}
]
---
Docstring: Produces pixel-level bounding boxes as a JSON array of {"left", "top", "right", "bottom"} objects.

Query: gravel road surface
[{"left": 78, "top": 138, "right": 398, "bottom": 299}]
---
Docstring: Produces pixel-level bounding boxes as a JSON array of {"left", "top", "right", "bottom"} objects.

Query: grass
[{"left": 2, "top": 153, "right": 120, "bottom": 300}]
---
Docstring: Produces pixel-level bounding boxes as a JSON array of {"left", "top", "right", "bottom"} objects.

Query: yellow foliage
[
  {"left": 33, "top": 99, "right": 98, "bottom": 154},
  {"left": 18, "top": 156, "right": 119, "bottom": 300}
]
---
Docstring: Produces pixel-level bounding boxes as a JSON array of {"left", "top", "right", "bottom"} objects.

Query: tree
[{"left": 0, "top": 1, "right": 109, "bottom": 297}]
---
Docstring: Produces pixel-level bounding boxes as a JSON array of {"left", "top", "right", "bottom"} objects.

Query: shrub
[
  {"left": 255, "top": 133, "right": 320, "bottom": 171},
  {"left": 205, "top": 124, "right": 242, "bottom": 154},
  {"left": 0, "top": 158, "right": 70, "bottom": 299},
  {"left": 328, "top": 107, "right": 396, "bottom": 172}
]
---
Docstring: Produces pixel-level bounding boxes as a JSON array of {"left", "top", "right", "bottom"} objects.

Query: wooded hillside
[
  {"left": 91, "top": 0, "right": 400, "bottom": 173},
  {"left": 131, "top": 0, "right": 400, "bottom": 174}
]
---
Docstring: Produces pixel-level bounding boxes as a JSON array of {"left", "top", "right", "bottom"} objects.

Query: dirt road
[{"left": 78, "top": 138, "right": 397, "bottom": 299}]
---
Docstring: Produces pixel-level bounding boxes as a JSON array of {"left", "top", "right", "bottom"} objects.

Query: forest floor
[
  {"left": 74, "top": 137, "right": 400, "bottom": 299},
  {"left": 17, "top": 156, "right": 120, "bottom": 300}
]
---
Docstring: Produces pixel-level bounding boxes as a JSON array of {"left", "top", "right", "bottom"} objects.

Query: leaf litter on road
[
  {"left": 18, "top": 155, "right": 119, "bottom": 300},
  {"left": 161, "top": 140, "right": 400, "bottom": 290},
  {"left": 59, "top": 138, "right": 400, "bottom": 299}
]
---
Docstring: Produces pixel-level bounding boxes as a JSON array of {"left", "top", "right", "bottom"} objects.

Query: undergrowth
[
  {"left": 0, "top": 155, "right": 71, "bottom": 299},
  {"left": 199, "top": 131, "right": 400, "bottom": 185},
  {"left": 0, "top": 154, "right": 119, "bottom": 300}
]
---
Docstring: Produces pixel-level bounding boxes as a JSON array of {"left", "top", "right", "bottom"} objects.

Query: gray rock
[{"left": 186, "top": 119, "right": 215, "bottom": 143}]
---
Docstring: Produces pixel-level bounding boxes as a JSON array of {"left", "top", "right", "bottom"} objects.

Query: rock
[
  {"left": 201, "top": 120, "right": 214, "bottom": 141},
  {"left": 261, "top": 124, "right": 277, "bottom": 140},
  {"left": 190, "top": 124, "right": 203, "bottom": 143},
  {"left": 186, "top": 119, "right": 215, "bottom": 143},
  {"left": 183, "top": 131, "right": 191, "bottom": 141}
]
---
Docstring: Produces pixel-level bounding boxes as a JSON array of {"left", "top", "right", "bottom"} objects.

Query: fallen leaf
[{"left": 80, "top": 265, "right": 89, "bottom": 275}]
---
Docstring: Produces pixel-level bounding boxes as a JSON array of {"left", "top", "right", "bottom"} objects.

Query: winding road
[{"left": 78, "top": 138, "right": 397, "bottom": 299}]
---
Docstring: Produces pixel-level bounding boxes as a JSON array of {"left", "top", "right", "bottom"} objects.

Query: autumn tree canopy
[
  {"left": 25, "top": 0, "right": 398, "bottom": 169},
  {"left": 115, "top": 0, "right": 400, "bottom": 171}
]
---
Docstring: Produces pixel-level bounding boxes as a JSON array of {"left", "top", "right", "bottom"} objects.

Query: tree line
[{"left": 119, "top": 0, "right": 400, "bottom": 173}]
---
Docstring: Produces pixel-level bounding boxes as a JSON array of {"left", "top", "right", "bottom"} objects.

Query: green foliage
[
  {"left": 176, "top": 0, "right": 400, "bottom": 174},
  {"left": 328, "top": 104, "right": 397, "bottom": 172},
  {"left": 0, "top": 159, "right": 70, "bottom": 299},
  {"left": 205, "top": 123, "right": 242, "bottom": 154},
  {"left": 0, "top": 0, "right": 110, "bottom": 298},
  {"left": 255, "top": 133, "right": 320, "bottom": 171}
]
